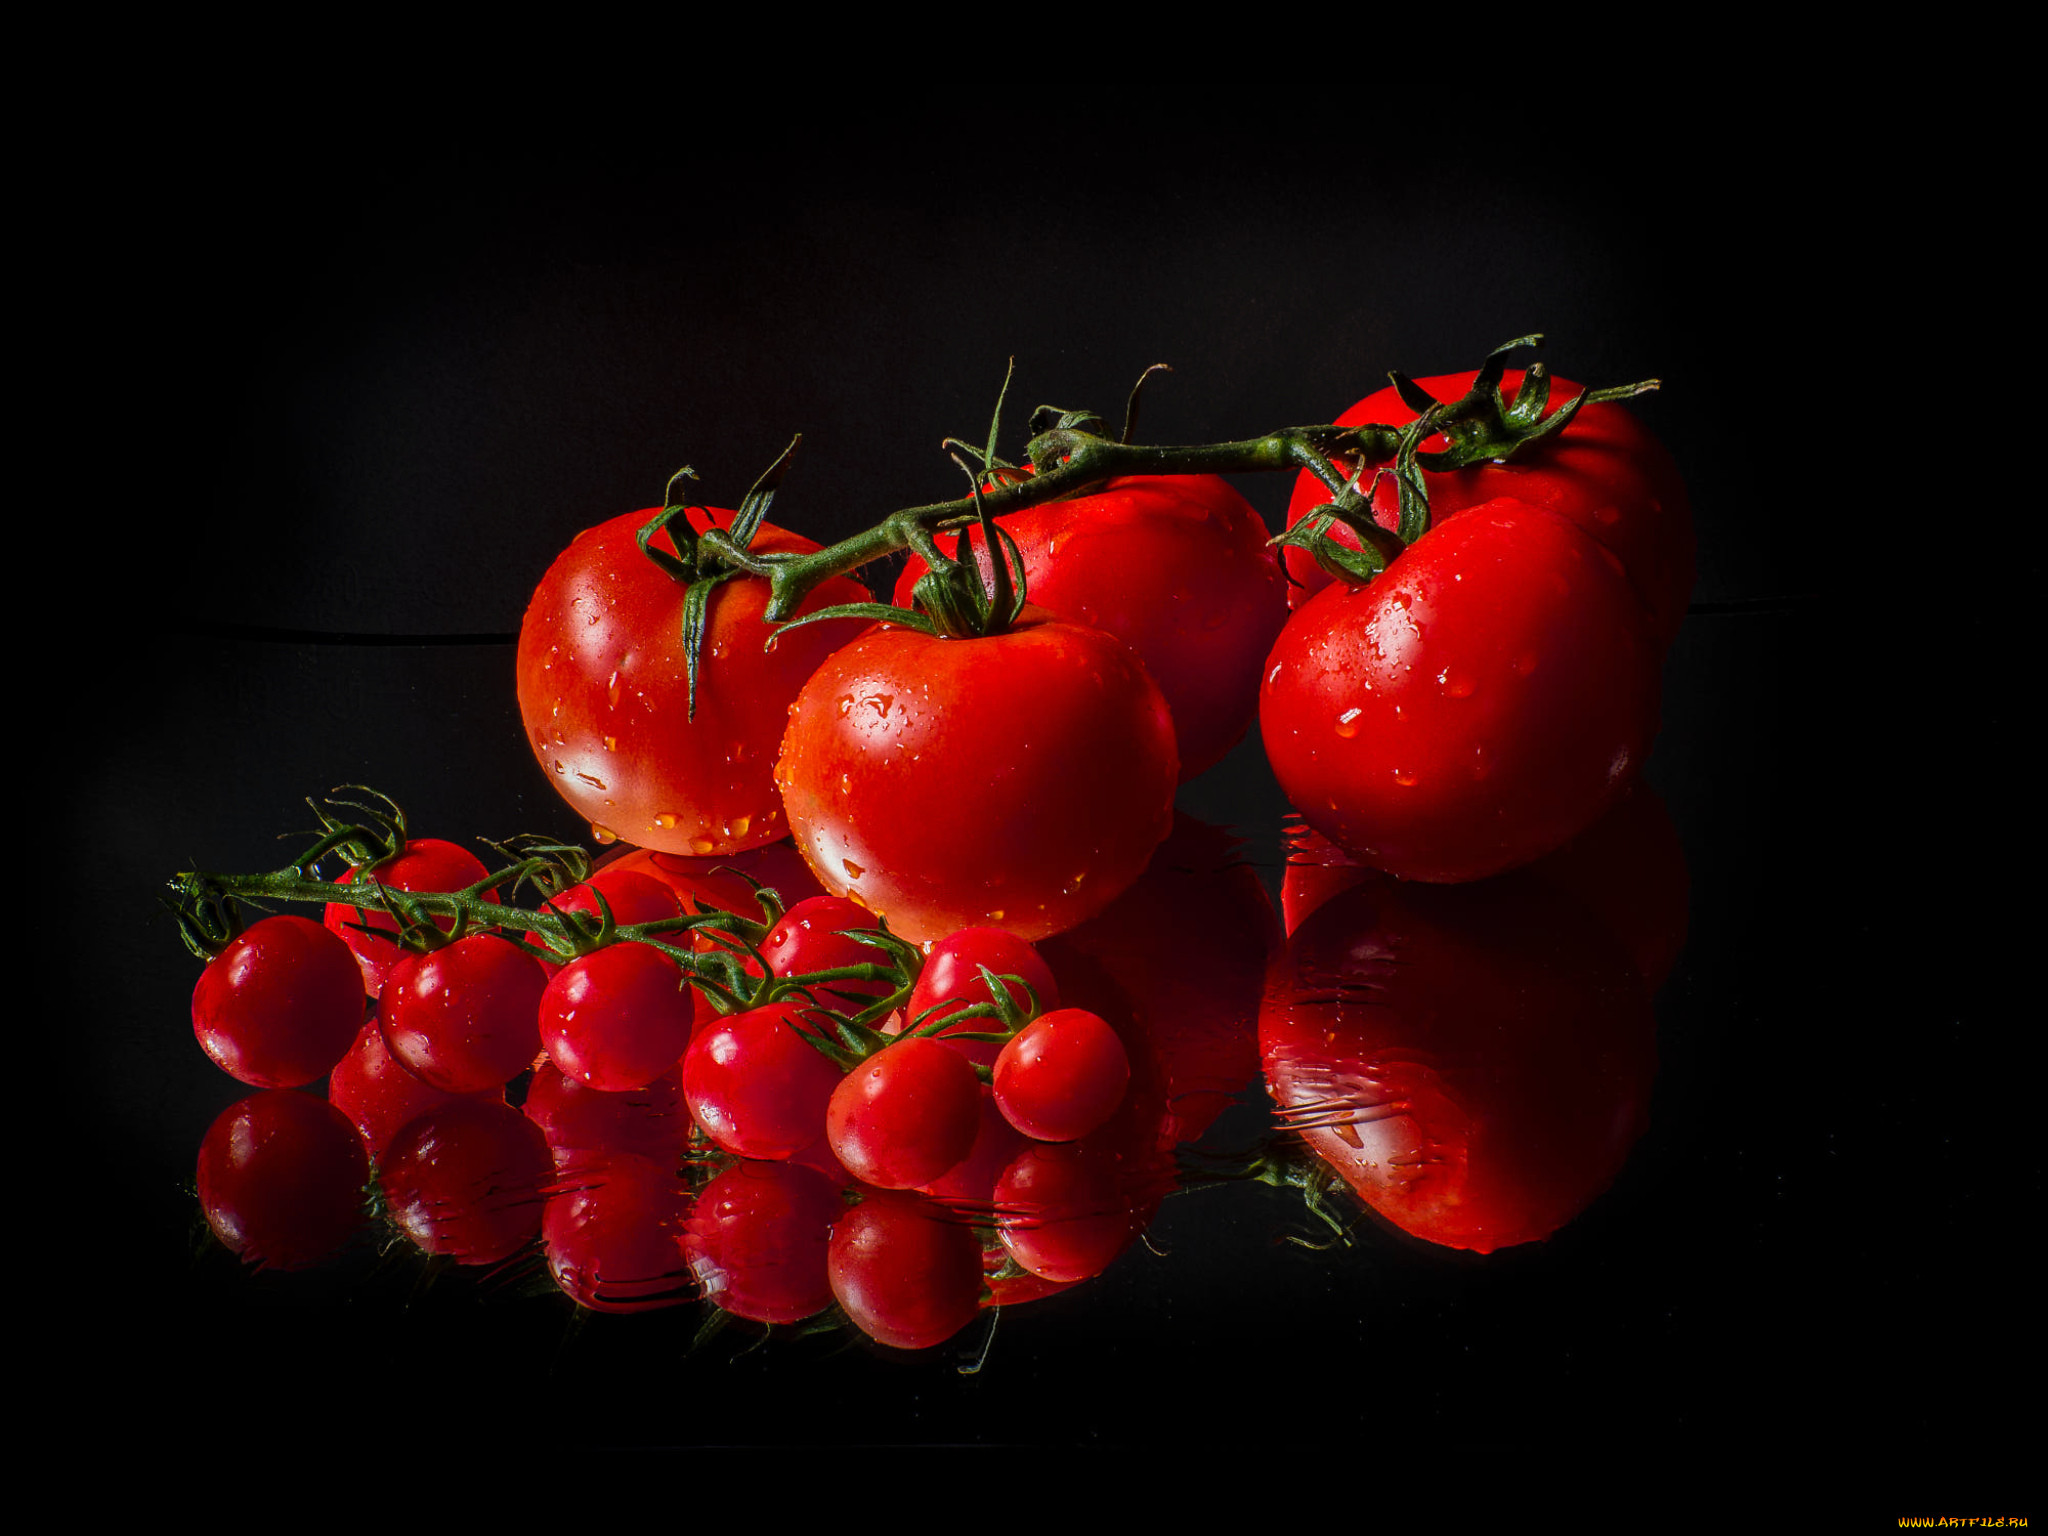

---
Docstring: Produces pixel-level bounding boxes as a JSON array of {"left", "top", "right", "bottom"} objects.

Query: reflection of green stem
[{"left": 1173, "top": 1143, "right": 1356, "bottom": 1250}]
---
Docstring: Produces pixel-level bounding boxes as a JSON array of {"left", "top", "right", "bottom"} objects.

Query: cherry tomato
[
  {"left": 1283, "top": 367, "right": 1695, "bottom": 645},
  {"left": 827, "top": 1192, "right": 985, "bottom": 1350},
  {"left": 378, "top": 934, "right": 549, "bottom": 1094},
  {"left": 328, "top": 1018, "right": 504, "bottom": 1159},
  {"left": 826, "top": 1038, "right": 984, "bottom": 1190},
  {"left": 523, "top": 1058, "right": 692, "bottom": 1172},
  {"left": 516, "top": 505, "right": 870, "bottom": 857},
  {"left": 379, "top": 1097, "right": 553, "bottom": 1265},
  {"left": 903, "top": 926, "right": 1059, "bottom": 1070},
  {"left": 1261, "top": 876, "right": 1656, "bottom": 1253},
  {"left": 681, "top": 1001, "right": 844, "bottom": 1160},
  {"left": 761, "top": 895, "right": 895, "bottom": 1009},
  {"left": 594, "top": 841, "right": 827, "bottom": 918},
  {"left": 775, "top": 608, "right": 1178, "bottom": 943},
  {"left": 524, "top": 869, "right": 684, "bottom": 973},
  {"left": 916, "top": 1086, "right": 1030, "bottom": 1210},
  {"left": 1260, "top": 498, "right": 1660, "bottom": 882},
  {"left": 542, "top": 1152, "right": 694, "bottom": 1313},
  {"left": 322, "top": 838, "right": 499, "bottom": 997},
  {"left": 892, "top": 475, "right": 1289, "bottom": 779},
  {"left": 196, "top": 1090, "right": 370, "bottom": 1270},
  {"left": 993, "top": 1008, "right": 1130, "bottom": 1142},
  {"left": 540, "top": 941, "right": 696, "bottom": 1092},
  {"left": 685, "top": 1159, "right": 843, "bottom": 1325},
  {"left": 191, "top": 915, "right": 366, "bottom": 1089}
]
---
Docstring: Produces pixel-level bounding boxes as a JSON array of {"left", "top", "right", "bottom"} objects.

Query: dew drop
[
  {"left": 603, "top": 735, "right": 617, "bottom": 751},
  {"left": 730, "top": 813, "right": 751, "bottom": 838},
  {"left": 576, "top": 771, "right": 606, "bottom": 790},
  {"left": 988, "top": 909, "right": 1005, "bottom": 922},
  {"left": 606, "top": 670, "right": 621, "bottom": 708},
  {"left": 585, "top": 611, "right": 602, "bottom": 626},
  {"left": 840, "top": 773, "right": 852, "bottom": 795},
  {"left": 839, "top": 695, "right": 854, "bottom": 716},
  {"left": 691, "top": 836, "right": 717, "bottom": 855},
  {"left": 552, "top": 760, "right": 566, "bottom": 775},
  {"left": 1393, "top": 768, "right": 1418, "bottom": 787},
  {"left": 731, "top": 741, "right": 747, "bottom": 762},
  {"left": 653, "top": 813, "right": 678, "bottom": 829},
  {"left": 1335, "top": 707, "right": 1364, "bottom": 738},
  {"left": 842, "top": 858, "right": 865, "bottom": 880},
  {"left": 868, "top": 693, "right": 895, "bottom": 719},
  {"left": 1438, "top": 669, "right": 1475, "bottom": 698},
  {"left": 590, "top": 823, "right": 619, "bottom": 845}
]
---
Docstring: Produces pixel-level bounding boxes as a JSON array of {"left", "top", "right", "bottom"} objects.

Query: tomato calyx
[{"left": 788, "top": 963, "right": 1042, "bottom": 1085}]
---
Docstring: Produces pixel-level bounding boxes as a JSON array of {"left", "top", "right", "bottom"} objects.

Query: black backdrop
[{"left": 49, "top": 114, "right": 2027, "bottom": 1507}]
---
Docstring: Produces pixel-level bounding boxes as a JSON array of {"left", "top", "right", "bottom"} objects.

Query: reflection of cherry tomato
[
  {"left": 197, "top": 1091, "right": 369, "bottom": 1270},
  {"left": 322, "top": 838, "right": 498, "bottom": 997},
  {"left": 994, "top": 1140, "right": 1139, "bottom": 1283},
  {"left": 191, "top": 915, "right": 366, "bottom": 1089},
  {"left": 892, "top": 475, "right": 1289, "bottom": 779},
  {"left": 682, "top": 1002, "right": 844, "bottom": 1160},
  {"left": 1261, "top": 877, "right": 1656, "bottom": 1253},
  {"left": 516, "top": 506, "right": 870, "bottom": 856},
  {"left": 379, "top": 934, "right": 548, "bottom": 1094},
  {"left": 776, "top": 609, "right": 1178, "bottom": 942},
  {"left": 1283, "top": 368, "right": 1694, "bottom": 645},
  {"left": 1261, "top": 499, "right": 1659, "bottom": 882},
  {"left": 828, "top": 1193, "right": 985, "bottom": 1350},
  {"left": 523, "top": 1058, "right": 691, "bottom": 1172},
  {"left": 328, "top": 1019, "right": 503, "bottom": 1159},
  {"left": 685, "top": 1159, "right": 842, "bottom": 1325},
  {"left": 826, "top": 1039, "right": 982, "bottom": 1189},
  {"left": 542, "top": 1153, "right": 693, "bottom": 1313},
  {"left": 994, "top": 1009, "right": 1130, "bottom": 1143},
  {"left": 379, "top": 1098, "right": 553, "bottom": 1265}
]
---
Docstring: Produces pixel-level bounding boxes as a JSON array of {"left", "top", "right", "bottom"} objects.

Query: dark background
[{"left": 47, "top": 113, "right": 2028, "bottom": 1504}]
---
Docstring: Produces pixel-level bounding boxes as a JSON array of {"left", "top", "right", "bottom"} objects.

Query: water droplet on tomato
[
  {"left": 839, "top": 695, "right": 854, "bottom": 715},
  {"left": 552, "top": 760, "right": 566, "bottom": 775},
  {"left": 603, "top": 735, "right": 617, "bottom": 751},
  {"left": 1335, "top": 708, "right": 1363, "bottom": 738},
  {"left": 840, "top": 773, "right": 851, "bottom": 795},
  {"left": 607, "top": 670, "right": 621, "bottom": 708},
  {"left": 1393, "top": 768, "right": 1418, "bottom": 787},
  {"left": 690, "top": 836, "right": 717, "bottom": 855},
  {"left": 988, "top": 909, "right": 1005, "bottom": 922},
  {"left": 591, "top": 823, "right": 618, "bottom": 844},
  {"left": 1438, "top": 669, "right": 1474, "bottom": 698},
  {"left": 730, "top": 814, "right": 751, "bottom": 838},
  {"left": 842, "top": 858, "right": 865, "bottom": 880},
  {"left": 654, "top": 813, "right": 678, "bottom": 829},
  {"left": 868, "top": 694, "right": 895, "bottom": 719},
  {"left": 577, "top": 772, "right": 606, "bottom": 790}
]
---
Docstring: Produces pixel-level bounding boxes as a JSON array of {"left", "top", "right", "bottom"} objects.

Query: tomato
[
  {"left": 761, "top": 895, "right": 896, "bottom": 1009},
  {"left": 378, "top": 934, "right": 549, "bottom": 1094},
  {"left": 378, "top": 1097, "right": 554, "bottom": 1265},
  {"left": 1283, "top": 367, "right": 1694, "bottom": 646},
  {"left": 993, "top": 1009, "right": 1130, "bottom": 1142},
  {"left": 523, "top": 1058, "right": 692, "bottom": 1172},
  {"left": 915, "top": 1087, "right": 1030, "bottom": 1210},
  {"left": 328, "top": 1018, "right": 505, "bottom": 1159},
  {"left": 516, "top": 505, "right": 870, "bottom": 857},
  {"left": 681, "top": 1001, "right": 845, "bottom": 1160},
  {"left": 594, "top": 841, "right": 827, "bottom": 919},
  {"left": 196, "top": 1090, "right": 370, "bottom": 1270},
  {"left": 825, "top": 1038, "right": 983, "bottom": 1190},
  {"left": 322, "top": 838, "right": 499, "bottom": 997},
  {"left": 1260, "top": 498, "right": 1660, "bottom": 883},
  {"left": 191, "top": 915, "right": 366, "bottom": 1089},
  {"left": 892, "top": 475, "right": 1289, "bottom": 779},
  {"left": 1261, "top": 875, "right": 1655, "bottom": 1253},
  {"left": 827, "top": 1192, "right": 985, "bottom": 1350},
  {"left": 903, "top": 926, "right": 1060, "bottom": 1069},
  {"left": 524, "top": 868, "right": 684, "bottom": 973},
  {"left": 774, "top": 608, "right": 1178, "bottom": 943},
  {"left": 684, "top": 1159, "right": 842, "bottom": 1325},
  {"left": 541, "top": 1153, "right": 694, "bottom": 1313},
  {"left": 540, "top": 942, "right": 696, "bottom": 1092}
]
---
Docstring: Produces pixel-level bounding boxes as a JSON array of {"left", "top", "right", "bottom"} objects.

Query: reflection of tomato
[
  {"left": 1283, "top": 368, "right": 1694, "bottom": 645},
  {"left": 380, "top": 1098, "right": 554, "bottom": 1265},
  {"left": 685, "top": 1159, "right": 841, "bottom": 1325},
  {"left": 197, "top": 1091, "right": 369, "bottom": 1270},
  {"left": 1261, "top": 499, "right": 1659, "bottom": 883},
  {"left": 1261, "top": 878, "right": 1655, "bottom": 1253},
  {"left": 775, "top": 609, "right": 1178, "bottom": 943},
  {"left": 542, "top": 1153, "right": 693, "bottom": 1314},
  {"left": 827, "top": 1193, "right": 985, "bottom": 1350},
  {"left": 517, "top": 506, "right": 869, "bottom": 856},
  {"left": 893, "top": 475, "right": 1289, "bottom": 779}
]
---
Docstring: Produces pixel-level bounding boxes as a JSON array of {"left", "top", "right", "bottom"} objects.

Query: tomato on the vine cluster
[
  {"left": 191, "top": 915, "right": 365, "bottom": 1089},
  {"left": 517, "top": 505, "right": 870, "bottom": 857}
]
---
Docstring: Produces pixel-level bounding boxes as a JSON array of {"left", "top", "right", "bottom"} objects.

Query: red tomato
[
  {"left": 892, "top": 475, "right": 1289, "bottom": 779},
  {"left": 540, "top": 941, "right": 697, "bottom": 1092},
  {"left": 826, "top": 1038, "right": 983, "bottom": 1190},
  {"left": 378, "top": 934, "right": 549, "bottom": 1093},
  {"left": 774, "top": 608, "right": 1178, "bottom": 943},
  {"left": 196, "top": 1091, "right": 369, "bottom": 1270},
  {"left": 191, "top": 915, "right": 366, "bottom": 1089},
  {"left": 516, "top": 506, "right": 870, "bottom": 857},
  {"left": 761, "top": 895, "right": 896, "bottom": 1009},
  {"left": 322, "top": 838, "right": 499, "bottom": 997},
  {"left": 328, "top": 1019, "right": 505, "bottom": 1159},
  {"left": 993, "top": 1140, "right": 1140, "bottom": 1283},
  {"left": 524, "top": 869, "right": 684, "bottom": 973},
  {"left": 903, "top": 926, "right": 1060, "bottom": 1070},
  {"left": 681, "top": 1001, "right": 845, "bottom": 1160},
  {"left": 1261, "top": 876, "right": 1655, "bottom": 1253},
  {"left": 594, "top": 841, "right": 826, "bottom": 919},
  {"left": 541, "top": 1153, "right": 694, "bottom": 1314},
  {"left": 993, "top": 1008, "right": 1130, "bottom": 1142},
  {"left": 1283, "top": 367, "right": 1694, "bottom": 646},
  {"left": 1260, "top": 499, "right": 1659, "bottom": 882},
  {"left": 523, "top": 1058, "right": 692, "bottom": 1172},
  {"left": 684, "top": 1159, "right": 843, "bottom": 1325}
]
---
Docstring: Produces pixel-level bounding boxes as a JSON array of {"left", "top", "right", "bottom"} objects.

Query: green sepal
[
  {"left": 637, "top": 490, "right": 701, "bottom": 585},
  {"left": 728, "top": 436, "right": 800, "bottom": 553},
  {"left": 1399, "top": 334, "right": 1660, "bottom": 479},
  {"left": 1270, "top": 517, "right": 1390, "bottom": 586},
  {"left": 681, "top": 568, "right": 741, "bottom": 721}
]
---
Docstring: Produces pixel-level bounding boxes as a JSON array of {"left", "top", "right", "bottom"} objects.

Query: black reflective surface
[{"left": 53, "top": 125, "right": 2023, "bottom": 1506}]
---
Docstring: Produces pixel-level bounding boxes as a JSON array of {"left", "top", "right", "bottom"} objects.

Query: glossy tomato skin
[
  {"left": 1260, "top": 499, "right": 1659, "bottom": 883},
  {"left": 1283, "top": 368, "right": 1694, "bottom": 645},
  {"left": 378, "top": 935, "right": 549, "bottom": 1094},
  {"left": 197, "top": 1091, "right": 370, "bottom": 1270},
  {"left": 775, "top": 609, "right": 1178, "bottom": 943},
  {"left": 684, "top": 1159, "right": 843, "bottom": 1325},
  {"left": 191, "top": 915, "right": 366, "bottom": 1089},
  {"left": 826, "top": 1038, "right": 983, "bottom": 1190},
  {"left": 524, "top": 1058, "right": 692, "bottom": 1173},
  {"left": 682, "top": 1002, "right": 845, "bottom": 1160},
  {"left": 993, "top": 1008, "right": 1130, "bottom": 1142},
  {"left": 540, "top": 941, "right": 696, "bottom": 1092},
  {"left": 516, "top": 506, "right": 870, "bottom": 857},
  {"left": 323, "top": 839, "right": 499, "bottom": 997},
  {"left": 328, "top": 1019, "right": 504, "bottom": 1160},
  {"left": 904, "top": 926, "right": 1059, "bottom": 1070},
  {"left": 827, "top": 1193, "right": 985, "bottom": 1350},
  {"left": 892, "top": 475, "right": 1289, "bottom": 779},
  {"left": 761, "top": 895, "right": 895, "bottom": 1010}
]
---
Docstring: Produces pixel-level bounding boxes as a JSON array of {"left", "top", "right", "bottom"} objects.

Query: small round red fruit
[
  {"left": 540, "top": 942, "right": 696, "bottom": 1091},
  {"left": 191, "top": 915, "right": 366, "bottom": 1089},
  {"left": 825, "top": 1038, "right": 983, "bottom": 1190},
  {"left": 993, "top": 1008, "right": 1130, "bottom": 1142}
]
